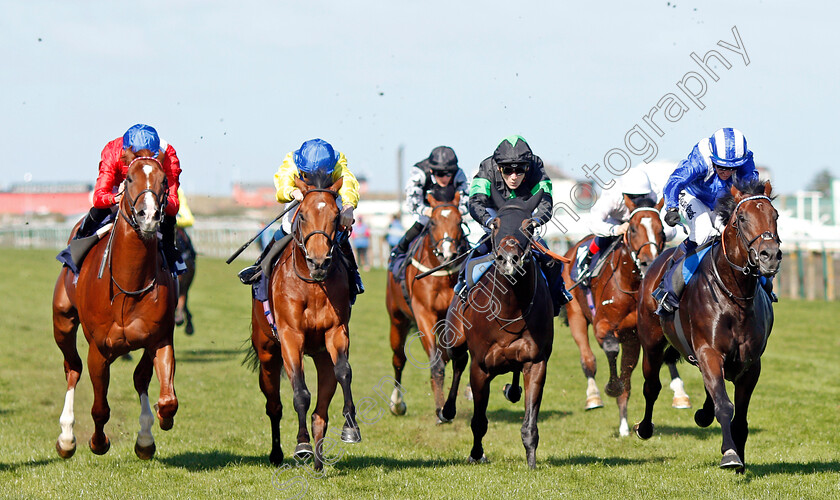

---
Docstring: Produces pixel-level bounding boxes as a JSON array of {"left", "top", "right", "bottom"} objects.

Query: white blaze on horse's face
[
  {"left": 441, "top": 231, "right": 453, "bottom": 259},
  {"left": 640, "top": 217, "right": 658, "bottom": 258},
  {"left": 136, "top": 164, "right": 161, "bottom": 236}
]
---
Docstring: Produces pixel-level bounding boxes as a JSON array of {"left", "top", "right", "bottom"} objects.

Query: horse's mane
[
  {"left": 303, "top": 169, "right": 335, "bottom": 190},
  {"left": 633, "top": 197, "right": 656, "bottom": 209},
  {"left": 715, "top": 178, "right": 774, "bottom": 222},
  {"left": 430, "top": 183, "right": 456, "bottom": 202}
]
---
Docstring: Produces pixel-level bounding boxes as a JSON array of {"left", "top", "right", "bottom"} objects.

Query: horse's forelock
[
  {"left": 430, "top": 183, "right": 456, "bottom": 203},
  {"left": 302, "top": 169, "right": 334, "bottom": 190},
  {"left": 715, "top": 178, "right": 774, "bottom": 222}
]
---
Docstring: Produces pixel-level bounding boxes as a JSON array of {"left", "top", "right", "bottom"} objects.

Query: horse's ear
[
  {"left": 122, "top": 148, "right": 135, "bottom": 165},
  {"left": 426, "top": 192, "right": 437, "bottom": 206},
  {"left": 623, "top": 194, "right": 637, "bottom": 211},
  {"left": 329, "top": 176, "right": 343, "bottom": 193},
  {"left": 295, "top": 175, "right": 308, "bottom": 193},
  {"left": 763, "top": 181, "right": 772, "bottom": 197},
  {"left": 655, "top": 197, "right": 664, "bottom": 211},
  {"left": 156, "top": 148, "right": 165, "bottom": 162},
  {"left": 453, "top": 191, "right": 461, "bottom": 205},
  {"left": 730, "top": 183, "right": 740, "bottom": 198}
]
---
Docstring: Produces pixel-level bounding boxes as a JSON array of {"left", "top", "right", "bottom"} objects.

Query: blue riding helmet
[
  {"left": 709, "top": 127, "right": 752, "bottom": 168},
  {"left": 294, "top": 138, "right": 339, "bottom": 175},
  {"left": 123, "top": 124, "right": 162, "bottom": 155}
]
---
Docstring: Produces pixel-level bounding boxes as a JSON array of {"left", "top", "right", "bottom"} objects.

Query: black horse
[{"left": 634, "top": 180, "right": 780, "bottom": 472}]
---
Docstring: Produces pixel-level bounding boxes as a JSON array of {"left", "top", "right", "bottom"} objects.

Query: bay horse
[
  {"left": 443, "top": 192, "right": 553, "bottom": 468},
  {"left": 385, "top": 186, "right": 467, "bottom": 422},
  {"left": 174, "top": 227, "right": 196, "bottom": 335},
  {"left": 52, "top": 149, "right": 178, "bottom": 460},
  {"left": 249, "top": 170, "right": 360, "bottom": 471},
  {"left": 634, "top": 180, "right": 780, "bottom": 472},
  {"left": 562, "top": 197, "right": 690, "bottom": 436}
]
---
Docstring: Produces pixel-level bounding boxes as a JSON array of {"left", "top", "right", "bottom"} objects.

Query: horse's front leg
[
  {"left": 521, "top": 360, "right": 547, "bottom": 469},
  {"left": 87, "top": 343, "right": 111, "bottom": 455},
  {"left": 594, "top": 319, "right": 622, "bottom": 398},
  {"left": 696, "top": 350, "right": 741, "bottom": 470},
  {"left": 133, "top": 349, "right": 156, "bottom": 459},
  {"left": 281, "top": 342, "right": 314, "bottom": 458},
  {"left": 53, "top": 277, "right": 82, "bottom": 459},
  {"left": 152, "top": 342, "right": 178, "bottom": 431},
  {"left": 468, "top": 360, "right": 491, "bottom": 463},
  {"left": 415, "top": 310, "right": 447, "bottom": 421},
  {"left": 256, "top": 340, "right": 285, "bottom": 465},
  {"left": 567, "top": 300, "right": 602, "bottom": 410},
  {"left": 666, "top": 360, "right": 692, "bottom": 408},
  {"left": 439, "top": 340, "right": 468, "bottom": 423},
  {"left": 633, "top": 339, "right": 665, "bottom": 440},
  {"left": 616, "top": 331, "right": 640, "bottom": 437},
  {"left": 311, "top": 351, "right": 338, "bottom": 472},
  {"left": 732, "top": 360, "right": 761, "bottom": 473},
  {"left": 325, "top": 325, "right": 361, "bottom": 444}
]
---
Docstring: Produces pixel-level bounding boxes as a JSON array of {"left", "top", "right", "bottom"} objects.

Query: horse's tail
[
  {"left": 557, "top": 304, "right": 569, "bottom": 326},
  {"left": 664, "top": 345, "right": 682, "bottom": 364},
  {"left": 241, "top": 336, "right": 261, "bottom": 372}
]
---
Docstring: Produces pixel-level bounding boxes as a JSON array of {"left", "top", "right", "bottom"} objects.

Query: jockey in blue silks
[{"left": 653, "top": 128, "right": 775, "bottom": 315}]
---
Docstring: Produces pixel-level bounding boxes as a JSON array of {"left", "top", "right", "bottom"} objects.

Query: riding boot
[
  {"left": 75, "top": 207, "right": 112, "bottom": 239},
  {"left": 653, "top": 240, "right": 696, "bottom": 316},
  {"left": 538, "top": 252, "right": 572, "bottom": 316},
  {"left": 454, "top": 238, "right": 490, "bottom": 301},
  {"left": 390, "top": 221, "right": 423, "bottom": 262},
  {"left": 238, "top": 228, "right": 286, "bottom": 284},
  {"left": 760, "top": 276, "right": 778, "bottom": 303},
  {"left": 339, "top": 235, "right": 364, "bottom": 304},
  {"left": 161, "top": 214, "right": 186, "bottom": 275}
]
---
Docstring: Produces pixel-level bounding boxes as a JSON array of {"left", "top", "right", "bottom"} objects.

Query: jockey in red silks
[{"left": 77, "top": 123, "right": 184, "bottom": 274}]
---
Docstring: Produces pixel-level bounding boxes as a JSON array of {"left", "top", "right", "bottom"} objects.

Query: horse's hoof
[
  {"left": 294, "top": 443, "right": 313, "bottom": 460},
  {"left": 694, "top": 409, "right": 714, "bottom": 428},
  {"left": 55, "top": 439, "right": 76, "bottom": 459},
  {"left": 584, "top": 395, "right": 604, "bottom": 410},
  {"left": 269, "top": 449, "right": 284, "bottom": 466},
  {"left": 174, "top": 311, "right": 184, "bottom": 326},
  {"left": 672, "top": 395, "right": 692, "bottom": 409},
  {"left": 341, "top": 425, "right": 362, "bottom": 444},
  {"left": 604, "top": 380, "right": 623, "bottom": 398},
  {"left": 720, "top": 449, "right": 744, "bottom": 470},
  {"left": 389, "top": 401, "right": 407, "bottom": 416},
  {"left": 503, "top": 383, "right": 522, "bottom": 403},
  {"left": 633, "top": 421, "right": 654, "bottom": 440},
  {"left": 467, "top": 454, "right": 488, "bottom": 464},
  {"left": 155, "top": 403, "right": 175, "bottom": 431},
  {"left": 185, "top": 323, "right": 194, "bottom": 335},
  {"left": 88, "top": 436, "right": 111, "bottom": 455},
  {"left": 436, "top": 409, "right": 453, "bottom": 425},
  {"left": 464, "top": 387, "right": 474, "bottom": 401},
  {"left": 134, "top": 441, "right": 156, "bottom": 460}
]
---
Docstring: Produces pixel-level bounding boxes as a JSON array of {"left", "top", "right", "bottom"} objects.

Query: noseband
[
  {"left": 426, "top": 203, "right": 463, "bottom": 259},
  {"left": 622, "top": 207, "right": 663, "bottom": 276},
  {"left": 119, "top": 156, "right": 168, "bottom": 232},
  {"left": 722, "top": 195, "right": 780, "bottom": 276},
  {"left": 291, "top": 188, "right": 340, "bottom": 263}
]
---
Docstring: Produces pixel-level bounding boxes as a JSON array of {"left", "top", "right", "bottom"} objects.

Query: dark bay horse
[
  {"left": 385, "top": 188, "right": 467, "bottom": 422},
  {"left": 634, "top": 180, "right": 780, "bottom": 472},
  {"left": 174, "top": 227, "right": 196, "bottom": 335},
  {"left": 443, "top": 193, "right": 554, "bottom": 468},
  {"left": 250, "top": 171, "right": 360, "bottom": 471},
  {"left": 562, "top": 197, "right": 690, "bottom": 435},
  {"left": 52, "top": 149, "right": 178, "bottom": 460}
]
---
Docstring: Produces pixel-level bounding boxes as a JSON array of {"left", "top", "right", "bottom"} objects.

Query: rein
[
  {"left": 622, "top": 207, "right": 663, "bottom": 275},
  {"left": 411, "top": 203, "right": 467, "bottom": 277},
  {"left": 291, "top": 188, "right": 341, "bottom": 283}
]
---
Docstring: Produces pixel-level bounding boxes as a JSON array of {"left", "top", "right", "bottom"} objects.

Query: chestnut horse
[
  {"left": 634, "top": 180, "right": 780, "bottom": 472},
  {"left": 385, "top": 188, "right": 467, "bottom": 422},
  {"left": 443, "top": 193, "right": 553, "bottom": 468},
  {"left": 250, "top": 171, "right": 360, "bottom": 471},
  {"left": 174, "top": 227, "right": 196, "bottom": 335},
  {"left": 52, "top": 149, "right": 178, "bottom": 460},
  {"left": 562, "top": 197, "right": 689, "bottom": 436}
]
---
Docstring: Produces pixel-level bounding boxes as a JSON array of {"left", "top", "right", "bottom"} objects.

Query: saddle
[
  {"left": 56, "top": 214, "right": 117, "bottom": 275},
  {"left": 570, "top": 237, "right": 622, "bottom": 285},
  {"left": 660, "top": 239, "right": 716, "bottom": 297},
  {"left": 251, "top": 234, "right": 294, "bottom": 302}
]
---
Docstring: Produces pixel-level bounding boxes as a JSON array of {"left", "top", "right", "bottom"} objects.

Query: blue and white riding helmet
[
  {"left": 709, "top": 127, "right": 753, "bottom": 168},
  {"left": 294, "top": 138, "right": 339, "bottom": 176},
  {"left": 123, "top": 124, "right": 163, "bottom": 156}
]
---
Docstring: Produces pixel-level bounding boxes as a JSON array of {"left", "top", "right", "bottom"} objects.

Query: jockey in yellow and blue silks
[
  {"left": 653, "top": 127, "right": 774, "bottom": 315},
  {"left": 238, "top": 139, "right": 364, "bottom": 301}
]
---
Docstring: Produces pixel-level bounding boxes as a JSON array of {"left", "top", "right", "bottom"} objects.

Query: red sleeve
[
  {"left": 163, "top": 143, "right": 181, "bottom": 216},
  {"left": 92, "top": 138, "right": 124, "bottom": 208}
]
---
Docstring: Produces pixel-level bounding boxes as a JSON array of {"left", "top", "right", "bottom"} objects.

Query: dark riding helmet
[
  {"left": 493, "top": 135, "right": 533, "bottom": 169},
  {"left": 419, "top": 146, "right": 459, "bottom": 175}
]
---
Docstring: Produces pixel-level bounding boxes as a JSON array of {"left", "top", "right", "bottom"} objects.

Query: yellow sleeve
[
  {"left": 274, "top": 152, "right": 299, "bottom": 203},
  {"left": 175, "top": 188, "right": 194, "bottom": 227},
  {"left": 333, "top": 152, "right": 360, "bottom": 207}
]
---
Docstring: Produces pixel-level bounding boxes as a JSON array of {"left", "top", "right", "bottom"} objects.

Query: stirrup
[{"left": 238, "top": 265, "right": 262, "bottom": 285}]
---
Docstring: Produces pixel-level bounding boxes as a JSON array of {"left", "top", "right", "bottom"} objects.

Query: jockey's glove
[{"left": 664, "top": 207, "right": 680, "bottom": 227}]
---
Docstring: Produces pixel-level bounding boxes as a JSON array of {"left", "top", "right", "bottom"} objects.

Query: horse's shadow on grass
[
  {"left": 158, "top": 451, "right": 266, "bottom": 471},
  {"left": 0, "top": 458, "right": 58, "bottom": 472},
  {"left": 742, "top": 460, "right": 840, "bottom": 479},
  {"left": 652, "top": 424, "right": 764, "bottom": 440},
  {"left": 485, "top": 408, "right": 571, "bottom": 423},
  {"left": 176, "top": 349, "right": 242, "bottom": 363}
]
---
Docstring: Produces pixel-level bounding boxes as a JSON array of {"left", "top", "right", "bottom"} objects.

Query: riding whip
[
  {"left": 415, "top": 234, "right": 489, "bottom": 279},
  {"left": 226, "top": 200, "right": 299, "bottom": 264}
]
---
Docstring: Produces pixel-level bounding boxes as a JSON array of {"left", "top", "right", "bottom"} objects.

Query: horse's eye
[
  {"left": 629, "top": 226, "right": 636, "bottom": 233},
  {"left": 738, "top": 214, "right": 747, "bottom": 223},
  {"left": 126, "top": 176, "right": 133, "bottom": 183}
]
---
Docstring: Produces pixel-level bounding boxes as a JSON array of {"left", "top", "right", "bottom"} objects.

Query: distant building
[
  {"left": 0, "top": 182, "right": 93, "bottom": 215},
  {"left": 231, "top": 182, "right": 276, "bottom": 208}
]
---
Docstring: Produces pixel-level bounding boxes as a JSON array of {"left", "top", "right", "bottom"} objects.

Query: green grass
[{"left": 1, "top": 248, "right": 838, "bottom": 499}]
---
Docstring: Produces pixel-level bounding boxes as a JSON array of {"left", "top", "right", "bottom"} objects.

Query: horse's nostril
[{"left": 776, "top": 250, "right": 782, "bottom": 261}]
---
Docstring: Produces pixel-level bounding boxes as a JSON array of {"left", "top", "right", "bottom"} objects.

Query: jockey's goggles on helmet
[
  {"left": 714, "top": 163, "right": 738, "bottom": 171},
  {"left": 432, "top": 170, "right": 454, "bottom": 177},
  {"left": 500, "top": 163, "right": 529, "bottom": 176}
]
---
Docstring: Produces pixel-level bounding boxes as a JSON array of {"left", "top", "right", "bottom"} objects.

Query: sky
[{"left": 2, "top": 1, "right": 838, "bottom": 203}]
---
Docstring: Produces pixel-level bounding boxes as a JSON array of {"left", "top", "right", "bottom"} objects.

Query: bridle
[
  {"left": 721, "top": 195, "right": 780, "bottom": 276},
  {"left": 119, "top": 156, "right": 168, "bottom": 232},
  {"left": 622, "top": 207, "right": 664, "bottom": 277},
  {"left": 424, "top": 203, "right": 464, "bottom": 260},
  {"left": 291, "top": 188, "right": 340, "bottom": 281}
]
